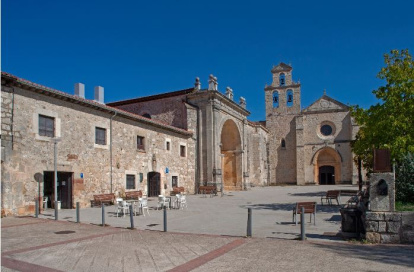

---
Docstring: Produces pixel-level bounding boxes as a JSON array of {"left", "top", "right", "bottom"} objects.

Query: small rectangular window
[
  {"left": 39, "top": 115, "right": 55, "bottom": 137},
  {"left": 172, "top": 176, "right": 178, "bottom": 187},
  {"left": 95, "top": 127, "right": 106, "bottom": 145},
  {"left": 180, "top": 145, "right": 186, "bottom": 157},
  {"left": 166, "top": 141, "right": 170, "bottom": 151},
  {"left": 126, "top": 174, "right": 136, "bottom": 189},
  {"left": 137, "top": 136, "right": 145, "bottom": 150}
]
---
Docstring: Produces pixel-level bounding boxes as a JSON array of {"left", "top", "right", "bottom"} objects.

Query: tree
[{"left": 352, "top": 49, "right": 414, "bottom": 170}]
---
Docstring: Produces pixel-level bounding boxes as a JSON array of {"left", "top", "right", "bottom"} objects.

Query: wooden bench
[
  {"left": 91, "top": 193, "right": 115, "bottom": 207},
  {"left": 321, "top": 190, "right": 340, "bottom": 205},
  {"left": 125, "top": 190, "right": 142, "bottom": 200},
  {"left": 292, "top": 202, "right": 316, "bottom": 225},
  {"left": 170, "top": 187, "right": 185, "bottom": 196},
  {"left": 198, "top": 186, "right": 217, "bottom": 197}
]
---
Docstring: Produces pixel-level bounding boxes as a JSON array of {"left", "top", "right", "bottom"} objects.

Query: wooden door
[
  {"left": 319, "top": 166, "right": 335, "bottom": 185},
  {"left": 147, "top": 172, "right": 160, "bottom": 197}
]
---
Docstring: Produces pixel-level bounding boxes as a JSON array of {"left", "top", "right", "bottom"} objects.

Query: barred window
[
  {"left": 39, "top": 115, "right": 55, "bottom": 137},
  {"left": 137, "top": 136, "right": 145, "bottom": 150},
  {"left": 126, "top": 174, "right": 136, "bottom": 189},
  {"left": 95, "top": 127, "right": 106, "bottom": 145}
]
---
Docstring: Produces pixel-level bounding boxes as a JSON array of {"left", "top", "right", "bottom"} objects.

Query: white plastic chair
[
  {"left": 157, "top": 195, "right": 170, "bottom": 210},
  {"left": 43, "top": 196, "right": 48, "bottom": 209},
  {"left": 139, "top": 197, "right": 150, "bottom": 216},
  {"left": 173, "top": 194, "right": 181, "bottom": 209},
  {"left": 115, "top": 198, "right": 129, "bottom": 217},
  {"left": 178, "top": 195, "right": 187, "bottom": 209}
]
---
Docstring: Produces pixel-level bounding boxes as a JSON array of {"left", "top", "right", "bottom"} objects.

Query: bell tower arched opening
[{"left": 220, "top": 119, "right": 242, "bottom": 190}]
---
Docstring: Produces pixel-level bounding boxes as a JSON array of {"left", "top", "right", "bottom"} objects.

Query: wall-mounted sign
[
  {"left": 166, "top": 167, "right": 169, "bottom": 174},
  {"left": 80, "top": 173, "right": 84, "bottom": 178}
]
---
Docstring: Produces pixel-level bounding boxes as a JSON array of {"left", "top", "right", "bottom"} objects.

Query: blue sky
[{"left": 2, "top": 0, "right": 414, "bottom": 121}]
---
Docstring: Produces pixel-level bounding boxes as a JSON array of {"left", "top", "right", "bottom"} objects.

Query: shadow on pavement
[
  {"left": 313, "top": 242, "right": 414, "bottom": 269},
  {"left": 241, "top": 203, "right": 342, "bottom": 214},
  {"left": 288, "top": 191, "right": 326, "bottom": 197}
]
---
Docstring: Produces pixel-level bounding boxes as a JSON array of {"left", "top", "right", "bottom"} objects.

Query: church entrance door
[
  {"left": 147, "top": 172, "right": 160, "bottom": 197},
  {"left": 220, "top": 119, "right": 242, "bottom": 191},
  {"left": 319, "top": 166, "right": 335, "bottom": 185}
]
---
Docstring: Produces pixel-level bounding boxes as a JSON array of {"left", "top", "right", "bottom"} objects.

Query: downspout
[
  {"left": 186, "top": 100, "right": 200, "bottom": 194},
  {"left": 11, "top": 86, "right": 15, "bottom": 150},
  {"left": 110, "top": 111, "right": 117, "bottom": 194}
]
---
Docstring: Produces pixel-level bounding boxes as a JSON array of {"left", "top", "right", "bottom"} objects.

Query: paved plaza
[
  {"left": 2, "top": 185, "right": 414, "bottom": 271},
  {"left": 40, "top": 185, "right": 356, "bottom": 241}
]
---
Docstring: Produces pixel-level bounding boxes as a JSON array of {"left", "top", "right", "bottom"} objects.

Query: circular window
[{"left": 320, "top": 124, "right": 333, "bottom": 136}]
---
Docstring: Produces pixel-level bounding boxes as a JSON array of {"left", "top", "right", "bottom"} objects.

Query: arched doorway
[
  {"left": 147, "top": 172, "right": 160, "bottom": 197},
  {"left": 313, "top": 147, "right": 341, "bottom": 185},
  {"left": 220, "top": 119, "right": 242, "bottom": 190}
]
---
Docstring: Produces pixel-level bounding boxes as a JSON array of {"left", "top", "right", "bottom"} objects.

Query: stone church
[
  {"left": 265, "top": 63, "right": 359, "bottom": 185},
  {"left": 1, "top": 63, "right": 359, "bottom": 215}
]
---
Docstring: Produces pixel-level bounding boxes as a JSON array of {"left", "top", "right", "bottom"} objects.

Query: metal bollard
[
  {"left": 76, "top": 202, "right": 80, "bottom": 223},
  {"left": 300, "top": 207, "right": 306, "bottom": 241},
  {"left": 163, "top": 205, "right": 167, "bottom": 232},
  {"left": 247, "top": 208, "right": 252, "bottom": 237},
  {"left": 129, "top": 206, "right": 135, "bottom": 229},
  {"left": 55, "top": 201, "right": 58, "bottom": 220},
  {"left": 35, "top": 199, "right": 39, "bottom": 218},
  {"left": 102, "top": 204, "right": 105, "bottom": 227}
]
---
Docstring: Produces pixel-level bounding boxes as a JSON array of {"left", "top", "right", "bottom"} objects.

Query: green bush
[{"left": 396, "top": 153, "right": 414, "bottom": 203}]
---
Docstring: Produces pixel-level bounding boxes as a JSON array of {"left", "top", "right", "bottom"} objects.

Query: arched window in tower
[
  {"left": 279, "top": 73, "right": 285, "bottom": 86},
  {"left": 286, "top": 89, "right": 294, "bottom": 107},
  {"left": 272, "top": 91, "right": 279, "bottom": 108},
  {"left": 281, "top": 138, "right": 286, "bottom": 149}
]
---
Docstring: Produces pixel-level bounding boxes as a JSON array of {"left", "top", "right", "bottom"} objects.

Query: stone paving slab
[{"left": 193, "top": 239, "right": 414, "bottom": 272}]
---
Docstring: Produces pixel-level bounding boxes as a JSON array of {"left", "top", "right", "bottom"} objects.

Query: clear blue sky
[{"left": 2, "top": 0, "right": 414, "bottom": 121}]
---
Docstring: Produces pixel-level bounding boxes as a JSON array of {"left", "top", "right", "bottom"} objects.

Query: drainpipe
[
  {"left": 110, "top": 111, "right": 117, "bottom": 194},
  {"left": 10, "top": 87, "right": 15, "bottom": 150}
]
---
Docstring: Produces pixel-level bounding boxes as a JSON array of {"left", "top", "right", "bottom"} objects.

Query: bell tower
[
  {"left": 265, "top": 62, "right": 301, "bottom": 116},
  {"left": 264, "top": 62, "right": 301, "bottom": 185}
]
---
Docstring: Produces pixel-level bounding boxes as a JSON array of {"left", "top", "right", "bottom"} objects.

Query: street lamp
[{"left": 52, "top": 137, "right": 61, "bottom": 220}]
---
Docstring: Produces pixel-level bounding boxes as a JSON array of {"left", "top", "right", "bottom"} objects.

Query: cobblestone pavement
[{"left": 2, "top": 216, "right": 414, "bottom": 272}]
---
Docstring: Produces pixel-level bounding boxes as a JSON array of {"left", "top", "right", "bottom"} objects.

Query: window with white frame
[
  {"left": 180, "top": 145, "right": 186, "bottom": 157},
  {"left": 126, "top": 174, "right": 136, "bottom": 189},
  {"left": 38, "top": 115, "right": 55, "bottom": 137},
  {"left": 95, "top": 127, "right": 107, "bottom": 145},
  {"left": 137, "top": 136, "right": 145, "bottom": 151}
]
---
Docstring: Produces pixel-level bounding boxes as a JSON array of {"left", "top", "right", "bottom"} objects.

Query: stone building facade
[
  {"left": 1, "top": 73, "right": 196, "bottom": 216},
  {"left": 265, "top": 63, "right": 360, "bottom": 185}
]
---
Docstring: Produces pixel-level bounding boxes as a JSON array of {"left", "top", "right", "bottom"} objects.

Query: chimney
[
  {"left": 94, "top": 86, "right": 104, "bottom": 104},
  {"left": 239, "top": 97, "right": 246, "bottom": 109},
  {"left": 225, "top": 87, "right": 234, "bottom": 101},
  {"left": 74, "top": 83, "right": 85, "bottom": 98}
]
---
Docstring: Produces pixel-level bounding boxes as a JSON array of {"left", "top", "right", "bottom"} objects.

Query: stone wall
[
  {"left": 365, "top": 212, "right": 414, "bottom": 244},
  {"left": 246, "top": 123, "right": 269, "bottom": 186},
  {"left": 1, "top": 84, "right": 195, "bottom": 216},
  {"left": 113, "top": 94, "right": 189, "bottom": 129}
]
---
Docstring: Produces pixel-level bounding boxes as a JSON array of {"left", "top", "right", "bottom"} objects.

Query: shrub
[{"left": 395, "top": 153, "right": 414, "bottom": 203}]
